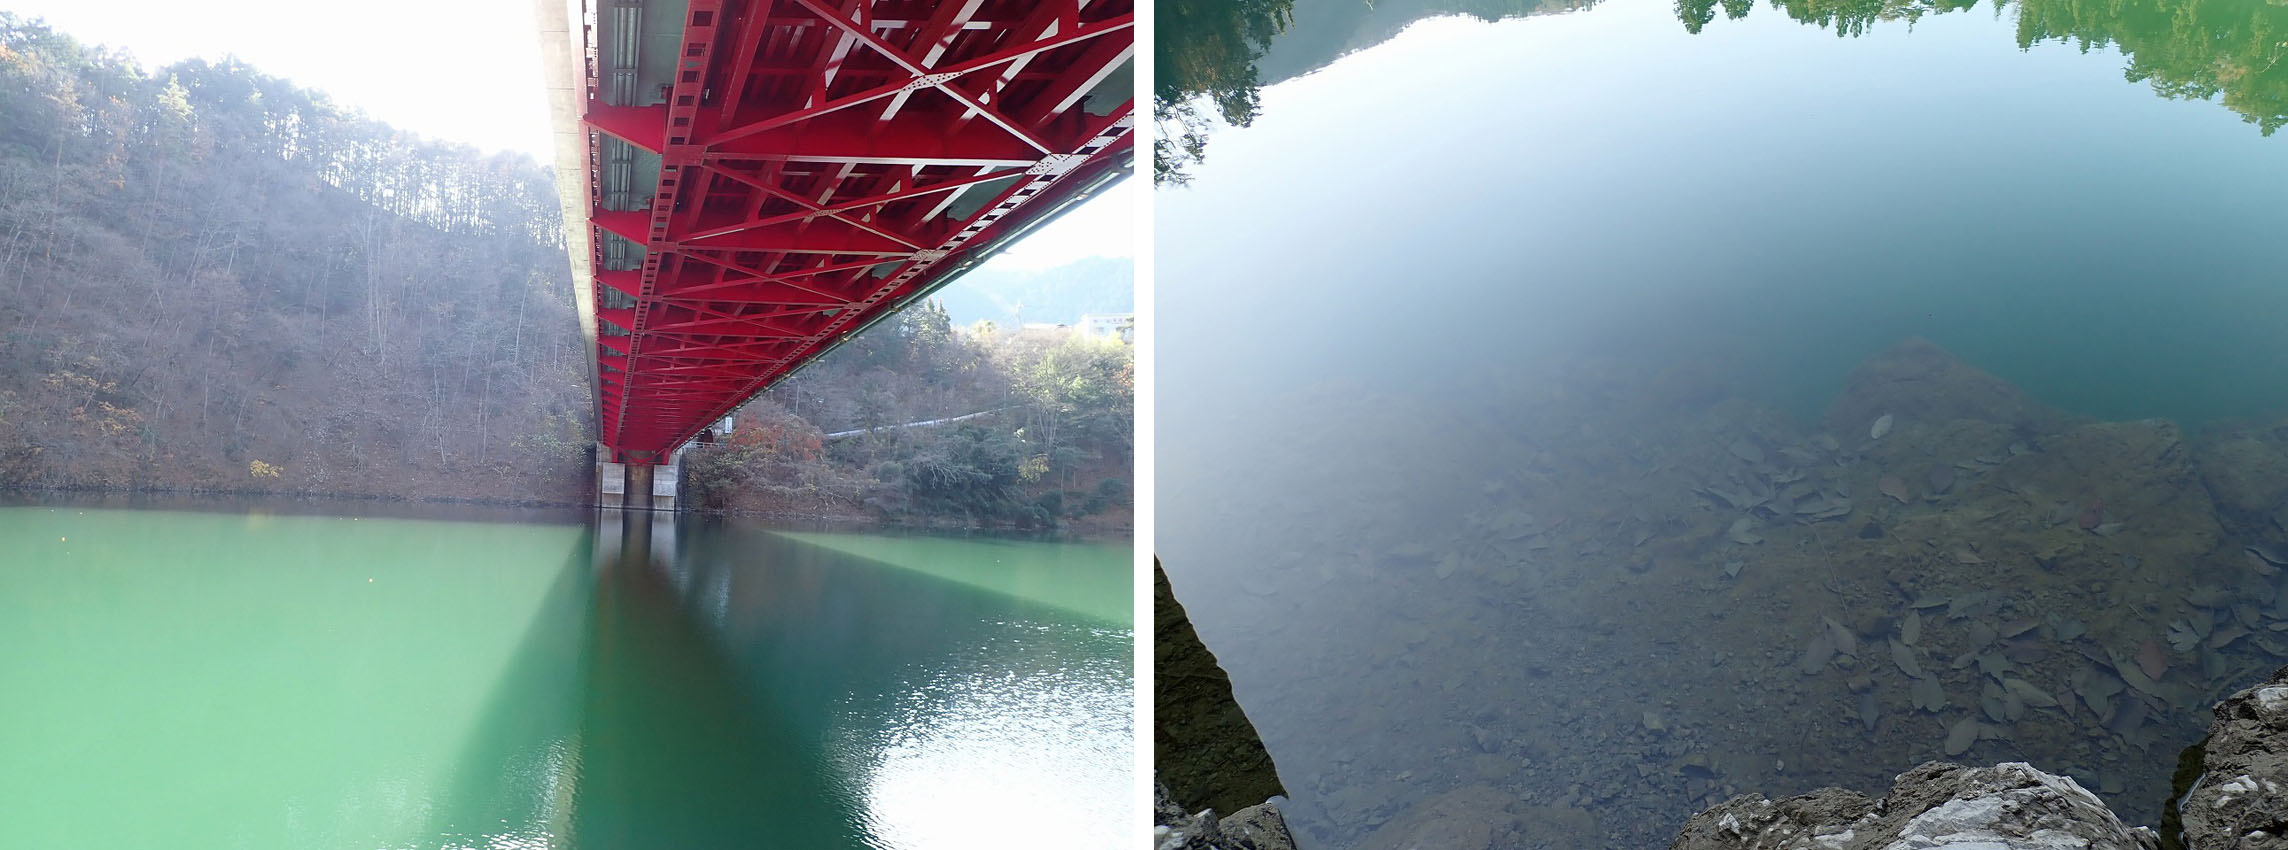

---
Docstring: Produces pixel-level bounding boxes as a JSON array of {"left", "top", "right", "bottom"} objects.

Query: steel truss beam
[{"left": 570, "top": 0, "right": 1134, "bottom": 462}]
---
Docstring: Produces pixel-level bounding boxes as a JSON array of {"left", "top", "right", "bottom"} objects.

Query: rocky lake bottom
[{"left": 1168, "top": 337, "right": 2288, "bottom": 850}]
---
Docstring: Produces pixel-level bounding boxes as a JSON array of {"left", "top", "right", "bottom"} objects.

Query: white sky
[
  {"left": 1, "top": 0, "right": 1132, "bottom": 262},
  {"left": 5, "top": 0, "right": 555, "bottom": 159},
  {"left": 986, "top": 178, "right": 1134, "bottom": 270}
]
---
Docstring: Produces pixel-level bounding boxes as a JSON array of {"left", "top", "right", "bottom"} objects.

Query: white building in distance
[{"left": 1078, "top": 312, "right": 1134, "bottom": 343}]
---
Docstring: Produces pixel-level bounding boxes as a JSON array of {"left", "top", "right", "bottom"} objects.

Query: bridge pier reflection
[
  {"left": 596, "top": 505, "right": 676, "bottom": 574},
  {"left": 623, "top": 464, "right": 653, "bottom": 511}
]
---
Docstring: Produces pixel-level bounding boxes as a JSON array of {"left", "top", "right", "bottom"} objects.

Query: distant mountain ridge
[
  {"left": 1258, "top": 0, "right": 1594, "bottom": 85},
  {"left": 933, "top": 256, "right": 1135, "bottom": 327}
]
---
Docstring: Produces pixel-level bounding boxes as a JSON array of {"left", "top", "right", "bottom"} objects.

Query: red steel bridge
[{"left": 537, "top": 0, "right": 1133, "bottom": 498}]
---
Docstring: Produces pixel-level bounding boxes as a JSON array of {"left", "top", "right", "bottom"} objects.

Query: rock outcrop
[
  {"left": 1156, "top": 561, "right": 1287, "bottom": 816},
  {"left": 1156, "top": 561, "right": 1296, "bottom": 850},
  {"left": 1667, "top": 664, "right": 2288, "bottom": 850},
  {"left": 2181, "top": 666, "right": 2288, "bottom": 848},
  {"left": 1669, "top": 761, "right": 2158, "bottom": 850},
  {"left": 1155, "top": 781, "right": 1297, "bottom": 850}
]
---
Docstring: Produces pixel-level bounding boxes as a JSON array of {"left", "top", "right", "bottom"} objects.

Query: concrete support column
[{"left": 624, "top": 463, "right": 654, "bottom": 511}]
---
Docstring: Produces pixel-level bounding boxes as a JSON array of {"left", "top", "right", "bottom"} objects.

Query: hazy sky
[
  {"left": 2, "top": 0, "right": 1133, "bottom": 265},
  {"left": 8, "top": 0, "right": 554, "bottom": 158}
]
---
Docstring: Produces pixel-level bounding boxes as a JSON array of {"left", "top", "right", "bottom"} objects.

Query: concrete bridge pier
[
  {"left": 595, "top": 444, "right": 685, "bottom": 510},
  {"left": 623, "top": 463, "right": 654, "bottom": 511}
]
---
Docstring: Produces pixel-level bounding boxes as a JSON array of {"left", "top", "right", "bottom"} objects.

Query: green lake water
[{"left": 0, "top": 505, "right": 1132, "bottom": 849}]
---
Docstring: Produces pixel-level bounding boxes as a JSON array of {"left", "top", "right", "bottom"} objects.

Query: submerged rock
[
  {"left": 2251, "top": 548, "right": 2285, "bottom": 577},
  {"left": 1911, "top": 676, "right": 1946, "bottom": 713},
  {"left": 1890, "top": 639, "right": 1925, "bottom": 680},
  {"left": 1353, "top": 783, "right": 1603, "bottom": 850},
  {"left": 2002, "top": 677, "right": 2058, "bottom": 709},
  {"left": 1926, "top": 464, "right": 1954, "bottom": 495},
  {"left": 2195, "top": 434, "right": 2288, "bottom": 536},
  {"left": 1668, "top": 762, "right": 2156, "bottom": 850},
  {"left": 1877, "top": 476, "right": 1910, "bottom": 504},
  {"left": 1944, "top": 717, "right": 1980, "bottom": 756},
  {"left": 2138, "top": 639, "right": 2169, "bottom": 681},
  {"left": 1821, "top": 337, "right": 2071, "bottom": 438},
  {"left": 1799, "top": 633, "right": 1835, "bottom": 675},
  {"left": 1823, "top": 615, "right": 1858, "bottom": 658},
  {"left": 2011, "top": 419, "right": 2223, "bottom": 563}
]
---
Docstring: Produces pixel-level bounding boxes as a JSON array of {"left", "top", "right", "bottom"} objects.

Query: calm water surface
[
  {"left": 1159, "top": 0, "right": 2288, "bottom": 848},
  {"left": 0, "top": 503, "right": 1131, "bottom": 849}
]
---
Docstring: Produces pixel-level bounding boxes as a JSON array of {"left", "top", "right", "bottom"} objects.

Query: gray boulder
[
  {"left": 1155, "top": 781, "right": 1296, "bottom": 850},
  {"left": 1669, "top": 761, "right": 2157, "bottom": 850},
  {"left": 2180, "top": 665, "right": 2288, "bottom": 849}
]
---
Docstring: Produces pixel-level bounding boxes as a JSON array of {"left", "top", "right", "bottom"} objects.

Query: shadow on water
[
  {"left": 572, "top": 515, "right": 869, "bottom": 850},
  {"left": 414, "top": 515, "right": 872, "bottom": 850},
  {"left": 416, "top": 537, "right": 593, "bottom": 847},
  {"left": 400, "top": 511, "right": 1130, "bottom": 850}
]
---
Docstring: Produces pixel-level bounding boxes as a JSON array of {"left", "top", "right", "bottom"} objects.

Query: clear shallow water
[
  {"left": 0, "top": 505, "right": 1131, "bottom": 849},
  {"left": 1159, "top": 1, "right": 2288, "bottom": 848}
]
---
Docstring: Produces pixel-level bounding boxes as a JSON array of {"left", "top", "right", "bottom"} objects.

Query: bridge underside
[{"left": 544, "top": 0, "right": 1134, "bottom": 466}]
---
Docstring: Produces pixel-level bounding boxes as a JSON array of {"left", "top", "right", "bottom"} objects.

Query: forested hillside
[
  {"left": 691, "top": 301, "right": 1135, "bottom": 531},
  {"left": 0, "top": 14, "right": 594, "bottom": 501},
  {"left": 0, "top": 16, "right": 1133, "bottom": 528}
]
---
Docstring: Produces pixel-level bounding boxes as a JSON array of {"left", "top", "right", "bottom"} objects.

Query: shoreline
[{"left": 0, "top": 484, "right": 1132, "bottom": 539}]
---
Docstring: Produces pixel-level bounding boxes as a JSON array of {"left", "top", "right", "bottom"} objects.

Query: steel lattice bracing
[{"left": 549, "top": 0, "right": 1134, "bottom": 464}]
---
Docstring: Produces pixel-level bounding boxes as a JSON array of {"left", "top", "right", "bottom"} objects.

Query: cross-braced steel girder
[{"left": 561, "top": 0, "right": 1133, "bottom": 463}]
